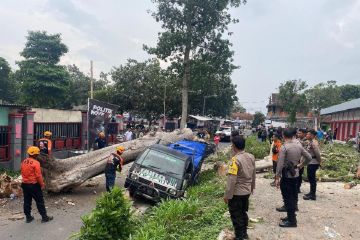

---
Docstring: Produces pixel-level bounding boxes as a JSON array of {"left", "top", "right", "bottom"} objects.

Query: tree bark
[
  {"left": 180, "top": 46, "right": 191, "bottom": 129},
  {"left": 40, "top": 129, "right": 194, "bottom": 192}
]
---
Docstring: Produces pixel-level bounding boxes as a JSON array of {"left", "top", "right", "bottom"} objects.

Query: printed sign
[
  {"left": 87, "top": 99, "right": 119, "bottom": 150},
  {"left": 138, "top": 168, "right": 178, "bottom": 188}
]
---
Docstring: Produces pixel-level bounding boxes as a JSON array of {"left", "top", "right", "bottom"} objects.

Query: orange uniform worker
[
  {"left": 21, "top": 146, "right": 53, "bottom": 223},
  {"left": 270, "top": 133, "right": 282, "bottom": 187},
  {"left": 38, "top": 131, "right": 53, "bottom": 155},
  {"left": 105, "top": 146, "right": 125, "bottom": 192}
]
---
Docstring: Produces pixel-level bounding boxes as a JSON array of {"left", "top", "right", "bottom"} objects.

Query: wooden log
[
  {"left": 41, "top": 128, "right": 194, "bottom": 192},
  {"left": 255, "top": 158, "right": 273, "bottom": 172},
  {"left": 214, "top": 158, "right": 273, "bottom": 176}
]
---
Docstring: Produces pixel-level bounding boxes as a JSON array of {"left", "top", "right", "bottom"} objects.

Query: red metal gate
[{"left": 34, "top": 123, "right": 82, "bottom": 151}]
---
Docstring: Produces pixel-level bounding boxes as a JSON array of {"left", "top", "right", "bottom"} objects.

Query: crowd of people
[{"left": 224, "top": 126, "right": 328, "bottom": 240}]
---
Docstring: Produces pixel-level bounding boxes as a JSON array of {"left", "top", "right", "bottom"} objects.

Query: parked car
[
  {"left": 124, "top": 140, "right": 213, "bottom": 202},
  {"left": 215, "top": 126, "right": 232, "bottom": 141}
]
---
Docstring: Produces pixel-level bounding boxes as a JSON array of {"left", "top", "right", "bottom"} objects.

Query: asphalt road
[{"left": 0, "top": 142, "right": 230, "bottom": 240}]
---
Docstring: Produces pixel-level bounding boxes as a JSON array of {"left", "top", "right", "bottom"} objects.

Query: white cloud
[{"left": 330, "top": 0, "right": 360, "bottom": 48}]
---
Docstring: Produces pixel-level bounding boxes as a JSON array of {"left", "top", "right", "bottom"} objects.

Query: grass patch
[
  {"left": 245, "top": 135, "right": 270, "bottom": 159},
  {"left": 206, "top": 151, "right": 229, "bottom": 163},
  {"left": 131, "top": 170, "right": 232, "bottom": 240}
]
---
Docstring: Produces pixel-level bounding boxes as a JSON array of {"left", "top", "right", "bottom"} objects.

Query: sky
[{"left": 1, "top": 0, "right": 360, "bottom": 113}]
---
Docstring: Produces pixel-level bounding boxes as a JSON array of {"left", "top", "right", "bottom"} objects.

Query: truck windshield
[{"left": 138, "top": 149, "right": 186, "bottom": 177}]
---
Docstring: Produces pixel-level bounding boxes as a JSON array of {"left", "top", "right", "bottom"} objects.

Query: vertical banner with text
[{"left": 87, "top": 99, "right": 119, "bottom": 150}]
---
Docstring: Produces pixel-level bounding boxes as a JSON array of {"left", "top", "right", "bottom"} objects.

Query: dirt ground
[
  {"left": 247, "top": 174, "right": 360, "bottom": 240},
  {"left": 0, "top": 163, "right": 152, "bottom": 240},
  {"left": 1, "top": 141, "right": 359, "bottom": 240}
]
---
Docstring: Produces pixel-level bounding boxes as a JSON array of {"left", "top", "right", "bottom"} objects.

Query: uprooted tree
[{"left": 39, "top": 129, "right": 194, "bottom": 192}]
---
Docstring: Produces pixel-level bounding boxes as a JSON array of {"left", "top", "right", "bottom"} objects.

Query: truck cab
[{"left": 124, "top": 140, "right": 211, "bottom": 202}]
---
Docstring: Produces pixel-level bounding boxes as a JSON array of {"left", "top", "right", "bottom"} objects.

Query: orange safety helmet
[
  {"left": 27, "top": 146, "right": 40, "bottom": 156},
  {"left": 44, "top": 131, "right": 52, "bottom": 137},
  {"left": 116, "top": 146, "right": 125, "bottom": 153},
  {"left": 99, "top": 132, "right": 105, "bottom": 138}
]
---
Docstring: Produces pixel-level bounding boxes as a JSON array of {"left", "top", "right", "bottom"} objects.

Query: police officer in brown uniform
[
  {"left": 224, "top": 135, "right": 256, "bottom": 240},
  {"left": 296, "top": 128, "right": 309, "bottom": 193},
  {"left": 275, "top": 128, "right": 312, "bottom": 227},
  {"left": 301, "top": 129, "right": 322, "bottom": 200}
]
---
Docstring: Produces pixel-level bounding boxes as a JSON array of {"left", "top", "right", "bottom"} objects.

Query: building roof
[
  {"left": 188, "top": 115, "right": 213, "bottom": 121},
  {"left": 320, "top": 98, "right": 360, "bottom": 115}
]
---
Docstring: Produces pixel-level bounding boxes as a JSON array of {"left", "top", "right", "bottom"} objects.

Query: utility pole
[
  {"left": 163, "top": 85, "right": 166, "bottom": 129},
  {"left": 203, "top": 94, "right": 218, "bottom": 116},
  {"left": 90, "top": 60, "right": 94, "bottom": 99}
]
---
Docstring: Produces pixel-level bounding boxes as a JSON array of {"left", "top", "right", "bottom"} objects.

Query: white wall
[{"left": 33, "top": 108, "right": 82, "bottom": 123}]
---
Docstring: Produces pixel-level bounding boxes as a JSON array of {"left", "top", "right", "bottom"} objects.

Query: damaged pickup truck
[{"left": 124, "top": 140, "right": 214, "bottom": 202}]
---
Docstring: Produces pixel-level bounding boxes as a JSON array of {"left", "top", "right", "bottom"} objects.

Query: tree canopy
[
  {"left": 278, "top": 79, "right": 308, "bottom": 125},
  {"left": 252, "top": 111, "right": 265, "bottom": 127},
  {"left": 16, "top": 31, "right": 71, "bottom": 108},
  {"left": 146, "top": 0, "right": 246, "bottom": 127},
  {"left": 0, "top": 57, "right": 16, "bottom": 103}
]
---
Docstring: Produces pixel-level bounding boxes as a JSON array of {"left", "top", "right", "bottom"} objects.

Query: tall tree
[
  {"left": 66, "top": 64, "right": 91, "bottom": 106},
  {"left": 339, "top": 84, "right": 360, "bottom": 102},
  {"left": 305, "top": 80, "right": 341, "bottom": 117},
  {"left": 232, "top": 101, "right": 246, "bottom": 113},
  {"left": 0, "top": 57, "right": 17, "bottom": 103},
  {"left": 109, "top": 59, "right": 180, "bottom": 120},
  {"left": 146, "top": 0, "right": 246, "bottom": 128},
  {"left": 252, "top": 111, "right": 265, "bottom": 127},
  {"left": 278, "top": 79, "right": 308, "bottom": 125},
  {"left": 16, "top": 31, "right": 70, "bottom": 108}
]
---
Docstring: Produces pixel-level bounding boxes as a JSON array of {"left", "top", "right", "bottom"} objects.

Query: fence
[
  {"left": 34, "top": 122, "right": 82, "bottom": 151},
  {"left": 0, "top": 126, "right": 11, "bottom": 162}
]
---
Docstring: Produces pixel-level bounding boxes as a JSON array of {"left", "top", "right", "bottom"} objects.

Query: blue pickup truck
[{"left": 124, "top": 140, "right": 214, "bottom": 202}]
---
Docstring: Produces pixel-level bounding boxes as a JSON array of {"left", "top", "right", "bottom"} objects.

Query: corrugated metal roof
[
  {"left": 189, "top": 115, "right": 213, "bottom": 121},
  {"left": 0, "top": 103, "right": 29, "bottom": 108},
  {"left": 320, "top": 98, "right": 360, "bottom": 115}
]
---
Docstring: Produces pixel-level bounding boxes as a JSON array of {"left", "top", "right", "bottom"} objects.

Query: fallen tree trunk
[
  {"left": 41, "top": 129, "right": 194, "bottom": 192},
  {"left": 214, "top": 158, "right": 273, "bottom": 176},
  {"left": 255, "top": 158, "right": 273, "bottom": 172}
]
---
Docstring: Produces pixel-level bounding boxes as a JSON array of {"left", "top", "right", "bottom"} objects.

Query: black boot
[
  {"left": 242, "top": 228, "right": 249, "bottom": 240},
  {"left": 26, "top": 216, "right": 34, "bottom": 223},
  {"left": 279, "top": 219, "right": 297, "bottom": 227},
  {"left": 276, "top": 206, "right": 287, "bottom": 212},
  {"left": 41, "top": 216, "right": 54, "bottom": 223},
  {"left": 303, "top": 194, "right": 316, "bottom": 201},
  {"left": 279, "top": 213, "right": 297, "bottom": 228}
]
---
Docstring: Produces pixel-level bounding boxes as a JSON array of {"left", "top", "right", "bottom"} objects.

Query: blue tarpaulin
[{"left": 169, "top": 140, "right": 207, "bottom": 170}]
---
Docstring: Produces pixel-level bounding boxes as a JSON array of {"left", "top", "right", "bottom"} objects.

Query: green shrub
[
  {"left": 74, "top": 187, "right": 134, "bottom": 240},
  {"left": 132, "top": 170, "right": 232, "bottom": 240},
  {"left": 245, "top": 135, "right": 270, "bottom": 159}
]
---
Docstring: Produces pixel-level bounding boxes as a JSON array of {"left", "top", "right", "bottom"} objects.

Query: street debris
[
  {"left": 324, "top": 226, "right": 340, "bottom": 239},
  {"left": 67, "top": 201, "right": 75, "bottom": 206},
  {"left": 344, "top": 182, "right": 357, "bottom": 189},
  {"left": 217, "top": 229, "right": 235, "bottom": 240},
  {"left": 0, "top": 173, "right": 22, "bottom": 199},
  {"left": 249, "top": 217, "right": 264, "bottom": 223},
  {"left": 8, "top": 212, "right": 24, "bottom": 221}
]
